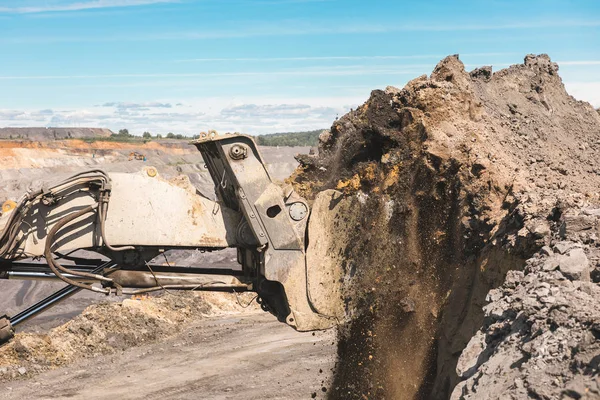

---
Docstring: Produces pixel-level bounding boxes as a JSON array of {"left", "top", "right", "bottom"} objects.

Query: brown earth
[
  {"left": 0, "top": 292, "right": 253, "bottom": 377},
  {"left": 292, "top": 54, "right": 600, "bottom": 399}
]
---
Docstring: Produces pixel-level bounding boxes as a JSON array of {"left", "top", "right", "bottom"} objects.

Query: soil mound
[
  {"left": 292, "top": 54, "right": 600, "bottom": 399},
  {"left": 0, "top": 292, "right": 258, "bottom": 381}
]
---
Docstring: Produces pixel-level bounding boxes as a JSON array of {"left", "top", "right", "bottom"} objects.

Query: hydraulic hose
[
  {"left": 43, "top": 203, "right": 110, "bottom": 294},
  {"left": 1, "top": 170, "right": 110, "bottom": 256},
  {"left": 98, "top": 199, "right": 135, "bottom": 252}
]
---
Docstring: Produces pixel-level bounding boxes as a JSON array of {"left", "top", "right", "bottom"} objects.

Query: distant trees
[
  {"left": 255, "top": 130, "right": 324, "bottom": 147},
  {"left": 98, "top": 129, "right": 208, "bottom": 142},
  {"left": 112, "top": 129, "right": 133, "bottom": 139}
]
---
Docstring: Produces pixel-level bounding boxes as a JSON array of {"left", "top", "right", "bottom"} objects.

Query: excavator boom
[{"left": 0, "top": 133, "right": 337, "bottom": 344}]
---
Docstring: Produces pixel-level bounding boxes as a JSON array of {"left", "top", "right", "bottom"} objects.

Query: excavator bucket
[{"left": 305, "top": 190, "right": 346, "bottom": 321}]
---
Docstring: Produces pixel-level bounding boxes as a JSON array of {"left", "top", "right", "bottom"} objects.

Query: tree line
[
  {"left": 254, "top": 130, "right": 324, "bottom": 147},
  {"left": 104, "top": 129, "right": 325, "bottom": 146},
  {"left": 115, "top": 129, "right": 200, "bottom": 140}
]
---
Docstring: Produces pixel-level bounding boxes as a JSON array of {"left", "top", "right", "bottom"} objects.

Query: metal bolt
[
  {"left": 229, "top": 144, "right": 247, "bottom": 160},
  {"left": 289, "top": 202, "right": 308, "bottom": 221}
]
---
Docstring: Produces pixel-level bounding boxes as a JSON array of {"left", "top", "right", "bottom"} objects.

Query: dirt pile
[
  {"left": 0, "top": 292, "right": 258, "bottom": 381},
  {"left": 292, "top": 54, "right": 600, "bottom": 399}
]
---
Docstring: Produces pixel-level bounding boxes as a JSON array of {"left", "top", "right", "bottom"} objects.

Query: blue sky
[{"left": 0, "top": 0, "right": 598, "bottom": 135}]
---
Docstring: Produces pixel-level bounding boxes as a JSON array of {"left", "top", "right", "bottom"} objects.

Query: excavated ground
[{"left": 292, "top": 54, "right": 600, "bottom": 399}]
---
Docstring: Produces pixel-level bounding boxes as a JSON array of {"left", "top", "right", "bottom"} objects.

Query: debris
[{"left": 556, "top": 248, "right": 591, "bottom": 281}]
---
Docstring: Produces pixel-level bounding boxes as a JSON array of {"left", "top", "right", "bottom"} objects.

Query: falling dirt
[{"left": 293, "top": 54, "right": 600, "bottom": 399}]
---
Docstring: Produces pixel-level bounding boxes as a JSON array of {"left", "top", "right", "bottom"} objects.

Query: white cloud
[
  {"left": 3, "top": 19, "right": 600, "bottom": 43},
  {"left": 0, "top": 97, "right": 360, "bottom": 135},
  {"left": 0, "top": 0, "right": 177, "bottom": 14},
  {"left": 0, "top": 65, "right": 431, "bottom": 81},
  {"left": 220, "top": 103, "right": 338, "bottom": 119},
  {"left": 564, "top": 82, "right": 600, "bottom": 108},
  {"left": 148, "top": 20, "right": 600, "bottom": 40},
  {"left": 100, "top": 101, "right": 173, "bottom": 110}
]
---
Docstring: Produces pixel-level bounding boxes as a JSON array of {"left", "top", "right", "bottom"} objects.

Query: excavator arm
[{"left": 0, "top": 133, "right": 337, "bottom": 344}]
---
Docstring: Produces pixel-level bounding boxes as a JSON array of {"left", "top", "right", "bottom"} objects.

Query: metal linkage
[
  {"left": 0, "top": 260, "right": 116, "bottom": 345},
  {"left": 9, "top": 260, "right": 117, "bottom": 328}
]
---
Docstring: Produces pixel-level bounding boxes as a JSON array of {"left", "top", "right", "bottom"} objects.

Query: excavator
[
  {"left": 128, "top": 151, "right": 146, "bottom": 161},
  {"left": 0, "top": 132, "right": 341, "bottom": 344}
]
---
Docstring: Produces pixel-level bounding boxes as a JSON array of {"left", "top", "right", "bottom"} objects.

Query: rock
[
  {"left": 470, "top": 66, "right": 493, "bottom": 81},
  {"left": 543, "top": 257, "right": 559, "bottom": 271},
  {"left": 557, "top": 248, "right": 590, "bottom": 281},
  {"left": 560, "top": 213, "right": 597, "bottom": 238},
  {"left": 17, "top": 367, "right": 26, "bottom": 376},
  {"left": 399, "top": 298, "right": 416, "bottom": 313},
  {"left": 540, "top": 246, "right": 553, "bottom": 256},
  {"left": 486, "top": 289, "right": 503, "bottom": 302},
  {"left": 318, "top": 130, "right": 333, "bottom": 146},
  {"left": 456, "top": 332, "right": 486, "bottom": 379},
  {"left": 540, "top": 296, "right": 556, "bottom": 304},
  {"left": 295, "top": 153, "right": 318, "bottom": 168},
  {"left": 582, "top": 208, "right": 600, "bottom": 217},
  {"left": 530, "top": 220, "right": 551, "bottom": 238},
  {"left": 504, "top": 270, "right": 525, "bottom": 288},
  {"left": 384, "top": 85, "right": 401, "bottom": 95},
  {"left": 553, "top": 241, "right": 578, "bottom": 255},
  {"left": 535, "top": 287, "right": 550, "bottom": 297}
]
